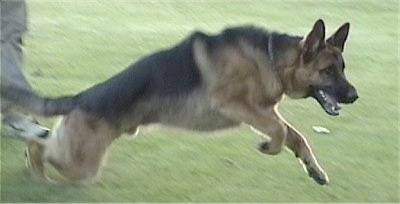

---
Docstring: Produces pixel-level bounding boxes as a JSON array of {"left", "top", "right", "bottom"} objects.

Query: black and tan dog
[{"left": 1, "top": 19, "right": 358, "bottom": 185}]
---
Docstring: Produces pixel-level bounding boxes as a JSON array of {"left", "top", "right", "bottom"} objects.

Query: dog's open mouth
[{"left": 312, "top": 88, "right": 341, "bottom": 116}]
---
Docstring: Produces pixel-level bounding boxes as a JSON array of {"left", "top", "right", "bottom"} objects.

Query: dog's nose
[{"left": 345, "top": 87, "right": 358, "bottom": 103}]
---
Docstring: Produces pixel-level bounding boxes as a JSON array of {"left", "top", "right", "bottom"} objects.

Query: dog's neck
[{"left": 270, "top": 35, "right": 307, "bottom": 98}]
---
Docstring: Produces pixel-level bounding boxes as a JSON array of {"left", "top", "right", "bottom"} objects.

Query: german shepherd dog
[{"left": 1, "top": 19, "right": 358, "bottom": 185}]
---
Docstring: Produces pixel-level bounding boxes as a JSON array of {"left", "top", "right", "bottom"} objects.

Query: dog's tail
[{"left": 1, "top": 85, "right": 77, "bottom": 116}]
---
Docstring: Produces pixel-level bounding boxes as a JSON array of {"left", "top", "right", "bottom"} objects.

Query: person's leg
[
  {"left": 1, "top": 0, "right": 31, "bottom": 91},
  {"left": 1, "top": 0, "right": 49, "bottom": 138}
]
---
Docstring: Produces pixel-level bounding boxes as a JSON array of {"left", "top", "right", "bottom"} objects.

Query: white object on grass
[{"left": 312, "top": 126, "right": 331, "bottom": 134}]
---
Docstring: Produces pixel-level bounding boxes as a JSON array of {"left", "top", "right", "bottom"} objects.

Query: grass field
[{"left": 1, "top": 0, "right": 399, "bottom": 202}]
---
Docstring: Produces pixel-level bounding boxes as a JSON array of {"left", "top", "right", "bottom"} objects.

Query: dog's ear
[
  {"left": 302, "top": 19, "right": 326, "bottom": 63},
  {"left": 327, "top": 22, "right": 350, "bottom": 52}
]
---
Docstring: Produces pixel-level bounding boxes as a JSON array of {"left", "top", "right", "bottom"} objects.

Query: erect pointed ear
[
  {"left": 302, "top": 19, "right": 326, "bottom": 63},
  {"left": 327, "top": 22, "right": 350, "bottom": 52}
]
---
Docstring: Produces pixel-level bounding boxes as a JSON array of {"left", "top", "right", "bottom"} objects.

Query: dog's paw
[
  {"left": 257, "top": 141, "right": 281, "bottom": 155},
  {"left": 307, "top": 166, "right": 329, "bottom": 185},
  {"left": 299, "top": 159, "right": 329, "bottom": 185}
]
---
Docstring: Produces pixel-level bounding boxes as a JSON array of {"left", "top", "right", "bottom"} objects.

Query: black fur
[{"left": 76, "top": 33, "right": 204, "bottom": 119}]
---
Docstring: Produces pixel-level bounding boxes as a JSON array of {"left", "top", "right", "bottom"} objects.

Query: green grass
[{"left": 1, "top": 0, "right": 399, "bottom": 202}]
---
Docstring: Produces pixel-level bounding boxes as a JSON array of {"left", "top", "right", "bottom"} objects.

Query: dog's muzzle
[{"left": 311, "top": 85, "right": 358, "bottom": 116}]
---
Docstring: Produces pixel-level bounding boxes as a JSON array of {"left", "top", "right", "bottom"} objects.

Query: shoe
[{"left": 2, "top": 111, "right": 50, "bottom": 139}]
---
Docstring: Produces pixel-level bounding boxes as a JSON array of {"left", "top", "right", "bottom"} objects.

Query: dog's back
[{"left": 77, "top": 33, "right": 204, "bottom": 122}]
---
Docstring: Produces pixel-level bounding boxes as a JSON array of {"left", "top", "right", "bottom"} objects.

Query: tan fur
[
  {"left": 194, "top": 37, "right": 289, "bottom": 155},
  {"left": 25, "top": 110, "right": 119, "bottom": 185},
  {"left": 192, "top": 26, "right": 343, "bottom": 183}
]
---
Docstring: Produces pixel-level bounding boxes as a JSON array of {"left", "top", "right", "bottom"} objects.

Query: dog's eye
[
  {"left": 323, "top": 68, "right": 333, "bottom": 75},
  {"left": 321, "top": 65, "right": 335, "bottom": 75}
]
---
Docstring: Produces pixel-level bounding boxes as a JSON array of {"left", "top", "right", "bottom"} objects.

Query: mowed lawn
[{"left": 1, "top": 0, "right": 398, "bottom": 202}]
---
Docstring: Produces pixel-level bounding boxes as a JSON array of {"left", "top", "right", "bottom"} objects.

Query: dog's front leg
[
  {"left": 216, "top": 100, "right": 287, "bottom": 155},
  {"left": 284, "top": 123, "right": 329, "bottom": 185}
]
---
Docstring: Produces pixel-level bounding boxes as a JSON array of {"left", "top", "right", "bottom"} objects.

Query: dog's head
[{"left": 292, "top": 19, "right": 358, "bottom": 116}]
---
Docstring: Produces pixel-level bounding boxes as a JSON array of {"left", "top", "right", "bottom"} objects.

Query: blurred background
[{"left": 1, "top": 0, "right": 399, "bottom": 202}]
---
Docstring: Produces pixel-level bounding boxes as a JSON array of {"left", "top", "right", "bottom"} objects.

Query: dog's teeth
[{"left": 318, "top": 90, "right": 327, "bottom": 101}]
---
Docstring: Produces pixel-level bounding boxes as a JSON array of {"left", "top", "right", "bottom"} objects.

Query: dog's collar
[{"left": 268, "top": 35, "right": 275, "bottom": 70}]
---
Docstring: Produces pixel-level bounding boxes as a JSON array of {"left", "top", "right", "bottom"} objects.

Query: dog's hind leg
[
  {"left": 284, "top": 123, "right": 329, "bottom": 185},
  {"left": 25, "top": 140, "right": 47, "bottom": 181},
  {"left": 41, "top": 110, "right": 119, "bottom": 185}
]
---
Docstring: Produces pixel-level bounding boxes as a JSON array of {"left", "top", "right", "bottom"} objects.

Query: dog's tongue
[{"left": 314, "top": 89, "right": 341, "bottom": 116}]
